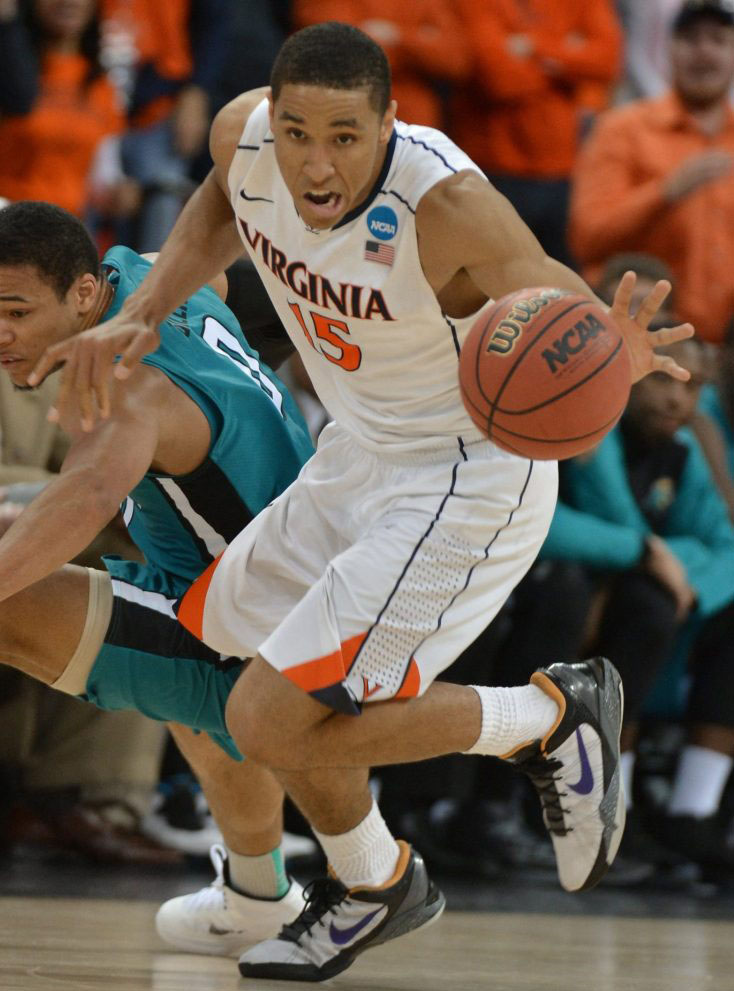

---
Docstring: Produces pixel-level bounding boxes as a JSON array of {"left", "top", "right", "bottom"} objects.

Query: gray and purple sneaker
[{"left": 509, "top": 656, "right": 625, "bottom": 892}]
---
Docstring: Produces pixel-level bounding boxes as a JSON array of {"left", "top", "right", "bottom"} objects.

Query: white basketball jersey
[{"left": 228, "top": 100, "right": 492, "bottom": 453}]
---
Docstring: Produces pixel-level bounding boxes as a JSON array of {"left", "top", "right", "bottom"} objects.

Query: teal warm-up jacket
[{"left": 541, "top": 425, "right": 734, "bottom": 619}]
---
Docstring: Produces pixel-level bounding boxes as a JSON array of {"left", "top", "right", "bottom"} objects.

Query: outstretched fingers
[{"left": 634, "top": 278, "right": 673, "bottom": 328}]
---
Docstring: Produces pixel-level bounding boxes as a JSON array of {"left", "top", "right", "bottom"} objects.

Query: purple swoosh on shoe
[
  {"left": 330, "top": 909, "right": 382, "bottom": 946},
  {"left": 568, "top": 727, "right": 594, "bottom": 795}
]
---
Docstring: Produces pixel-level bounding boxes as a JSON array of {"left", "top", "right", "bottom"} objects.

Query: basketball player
[
  {"left": 30, "top": 24, "right": 695, "bottom": 983},
  {"left": 0, "top": 201, "right": 313, "bottom": 954}
]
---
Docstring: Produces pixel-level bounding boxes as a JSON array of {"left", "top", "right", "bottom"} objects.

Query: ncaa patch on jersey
[{"left": 367, "top": 205, "right": 398, "bottom": 241}]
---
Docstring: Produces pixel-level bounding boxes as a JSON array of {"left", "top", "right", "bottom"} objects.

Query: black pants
[{"left": 501, "top": 561, "right": 734, "bottom": 728}]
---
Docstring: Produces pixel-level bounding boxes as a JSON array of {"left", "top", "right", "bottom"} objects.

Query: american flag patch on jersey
[{"left": 364, "top": 240, "right": 394, "bottom": 266}]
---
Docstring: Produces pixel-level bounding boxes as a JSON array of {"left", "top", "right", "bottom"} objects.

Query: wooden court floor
[{"left": 0, "top": 897, "right": 732, "bottom": 991}]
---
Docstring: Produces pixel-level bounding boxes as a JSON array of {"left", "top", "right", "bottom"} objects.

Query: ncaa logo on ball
[
  {"left": 367, "top": 205, "right": 398, "bottom": 241},
  {"left": 487, "top": 287, "right": 565, "bottom": 355}
]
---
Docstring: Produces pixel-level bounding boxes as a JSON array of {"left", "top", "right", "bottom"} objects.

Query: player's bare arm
[
  {"left": 0, "top": 366, "right": 170, "bottom": 603},
  {"left": 27, "top": 88, "right": 269, "bottom": 423},
  {"left": 416, "top": 170, "right": 694, "bottom": 383}
]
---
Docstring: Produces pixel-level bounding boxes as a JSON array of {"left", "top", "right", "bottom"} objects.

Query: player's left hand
[{"left": 611, "top": 271, "right": 694, "bottom": 384}]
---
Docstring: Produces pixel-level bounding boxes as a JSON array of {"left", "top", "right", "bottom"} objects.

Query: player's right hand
[{"left": 27, "top": 314, "right": 160, "bottom": 432}]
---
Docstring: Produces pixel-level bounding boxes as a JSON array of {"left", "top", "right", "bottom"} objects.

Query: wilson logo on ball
[
  {"left": 487, "top": 287, "right": 566, "bottom": 355},
  {"left": 541, "top": 312, "right": 608, "bottom": 373}
]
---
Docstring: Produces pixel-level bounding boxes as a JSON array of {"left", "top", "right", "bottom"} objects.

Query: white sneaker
[
  {"left": 155, "top": 844, "right": 306, "bottom": 956},
  {"left": 509, "top": 656, "right": 625, "bottom": 892}
]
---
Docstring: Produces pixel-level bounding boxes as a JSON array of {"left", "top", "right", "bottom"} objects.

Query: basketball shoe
[
  {"left": 508, "top": 656, "right": 625, "bottom": 893},
  {"left": 238, "top": 841, "right": 445, "bottom": 982},
  {"left": 155, "top": 844, "right": 306, "bottom": 956}
]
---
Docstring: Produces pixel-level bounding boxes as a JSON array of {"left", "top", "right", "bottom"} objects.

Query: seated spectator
[
  {"left": 0, "top": 0, "right": 137, "bottom": 221},
  {"left": 450, "top": 0, "right": 622, "bottom": 266},
  {"left": 693, "top": 317, "right": 734, "bottom": 517},
  {"left": 293, "top": 1, "right": 471, "bottom": 129},
  {"left": 99, "top": 0, "right": 233, "bottom": 250},
  {"left": 616, "top": 0, "right": 682, "bottom": 100},
  {"left": 570, "top": 0, "right": 734, "bottom": 343},
  {"left": 539, "top": 334, "right": 734, "bottom": 876}
]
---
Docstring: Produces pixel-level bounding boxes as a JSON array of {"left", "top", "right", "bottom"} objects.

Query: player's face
[
  {"left": 671, "top": 20, "right": 734, "bottom": 105},
  {"left": 626, "top": 341, "right": 706, "bottom": 442},
  {"left": 269, "top": 84, "right": 396, "bottom": 230},
  {"left": 0, "top": 265, "right": 82, "bottom": 387}
]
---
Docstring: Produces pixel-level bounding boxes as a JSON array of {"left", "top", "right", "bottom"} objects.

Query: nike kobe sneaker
[
  {"left": 509, "top": 656, "right": 625, "bottom": 893},
  {"left": 155, "top": 844, "right": 306, "bottom": 956},
  {"left": 238, "top": 841, "right": 445, "bottom": 982}
]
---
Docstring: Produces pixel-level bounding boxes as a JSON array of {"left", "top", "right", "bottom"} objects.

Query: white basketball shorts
[{"left": 178, "top": 423, "right": 557, "bottom": 713}]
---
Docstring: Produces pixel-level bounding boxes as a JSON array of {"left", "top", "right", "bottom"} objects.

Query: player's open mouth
[{"left": 303, "top": 191, "right": 343, "bottom": 220}]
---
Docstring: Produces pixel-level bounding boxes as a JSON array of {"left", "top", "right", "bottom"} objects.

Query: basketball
[{"left": 458, "top": 287, "right": 632, "bottom": 460}]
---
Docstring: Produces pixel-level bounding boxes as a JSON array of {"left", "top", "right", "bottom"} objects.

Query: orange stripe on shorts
[
  {"left": 285, "top": 633, "right": 367, "bottom": 694},
  {"left": 177, "top": 553, "right": 224, "bottom": 641}
]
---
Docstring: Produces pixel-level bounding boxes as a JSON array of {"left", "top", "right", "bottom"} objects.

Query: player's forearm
[
  {"left": 0, "top": 468, "right": 121, "bottom": 601},
  {"left": 119, "top": 169, "right": 243, "bottom": 329}
]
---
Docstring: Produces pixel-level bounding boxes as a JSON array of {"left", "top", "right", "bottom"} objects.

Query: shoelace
[
  {"left": 186, "top": 845, "right": 228, "bottom": 911},
  {"left": 517, "top": 755, "right": 571, "bottom": 836},
  {"left": 279, "top": 877, "right": 348, "bottom": 945}
]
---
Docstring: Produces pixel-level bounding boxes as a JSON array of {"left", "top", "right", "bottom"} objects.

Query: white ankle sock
[
  {"left": 668, "top": 745, "right": 733, "bottom": 819},
  {"left": 314, "top": 800, "right": 400, "bottom": 889},
  {"left": 227, "top": 846, "right": 289, "bottom": 898},
  {"left": 463, "top": 684, "right": 559, "bottom": 757},
  {"left": 620, "top": 751, "right": 636, "bottom": 810}
]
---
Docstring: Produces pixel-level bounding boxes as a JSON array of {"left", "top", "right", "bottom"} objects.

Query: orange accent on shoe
[
  {"left": 497, "top": 674, "right": 566, "bottom": 760},
  {"left": 347, "top": 840, "right": 412, "bottom": 894},
  {"left": 284, "top": 633, "right": 367, "bottom": 694},
  {"left": 177, "top": 553, "right": 224, "bottom": 641},
  {"left": 531, "top": 672, "right": 567, "bottom": 753}
]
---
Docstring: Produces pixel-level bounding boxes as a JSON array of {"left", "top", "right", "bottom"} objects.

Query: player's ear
[
  {"left": 380, "top": 100, "right": 397, "bottom": 144},
  {"left": 73, "top": 273, "right": 99, "bottom": 316},
  {"left": 267, "top": 88, "right": 275, "bottom": 127}
]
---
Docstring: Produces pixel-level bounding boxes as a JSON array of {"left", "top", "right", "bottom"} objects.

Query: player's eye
[
  {"left": 336, "top": 134, "right": 356, "bottom": 145},
  {"left": 287, "top": 127, "right": 306, "bottom": 140},
  {"left": 9, "top": 310, "right": 28, "bottom": 319}
]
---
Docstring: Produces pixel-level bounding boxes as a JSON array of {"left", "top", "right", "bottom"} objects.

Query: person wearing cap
[{"left": 570, "top": 0, "right": 734, "bottom": 344}]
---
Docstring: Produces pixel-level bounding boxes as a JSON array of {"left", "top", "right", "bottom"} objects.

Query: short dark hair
[
  {"left": 271, "top": 22, "right": 391, "bottom": 115},
  {"left": 0, "top": 201, "right": 99, "bottom": 299}
]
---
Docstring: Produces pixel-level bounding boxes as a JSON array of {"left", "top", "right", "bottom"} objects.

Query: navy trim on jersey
[
  {"left": 396, "top": 133, "right": 457, "bottom": 175},
  {"left": 380, "top": 188, "right": 416, "bottom": 214},
  {"left": 333, "top": 129, "right": 398, "bottom": 229},
  {"left": 170, "top": 457, "right": 255, "bottom": 546},
  {"left": 444, "top": 314, "right": 461, "bottom": 357},
  {"left": 457, "top": 436, "right": 468, "bottom": 461},
  {"left": 240, "top": 190, "right": 274, "bottom": 204},
  {"left": 238, "top": 144, "right": 260, "bottom": 150}
]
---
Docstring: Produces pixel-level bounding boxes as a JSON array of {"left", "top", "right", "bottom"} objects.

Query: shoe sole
[{"left": 238, "top": 886, "right": 447, "bottom": 982}]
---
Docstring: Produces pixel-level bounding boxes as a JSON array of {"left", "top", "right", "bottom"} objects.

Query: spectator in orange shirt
[
  {"left": 450, "top": 0, "right": 622, "bottom": 267},
  {"left": 570, "top": 0, "right": 734, "bottom": 344},
  {"left": 98, "top": 0, "right": 234, "bottom": 251},
  {"left": 293, "top": 1, "right": 471, "bottom": 129},
  {"left": 0, "top": 0, "right": 136, "bottom": 220}
]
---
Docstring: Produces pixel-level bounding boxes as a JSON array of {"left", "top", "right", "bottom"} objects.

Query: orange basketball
[{"left": 459, "top": 287, "right": 632, "bottom": 460}]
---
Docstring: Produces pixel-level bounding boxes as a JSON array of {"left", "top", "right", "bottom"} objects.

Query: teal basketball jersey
[{"left": 102, "top": 246, "right": 314, "bottom": 592}]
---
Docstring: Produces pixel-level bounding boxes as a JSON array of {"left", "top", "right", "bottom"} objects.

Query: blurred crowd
[{"left": 3, "top": 0, "right": 734, "bottom": 894}]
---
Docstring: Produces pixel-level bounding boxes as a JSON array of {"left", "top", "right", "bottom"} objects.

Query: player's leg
[
  {"left": 0, "top": 563, "right": 90, "bottom": 683},
  {"left": 155, "top": 724, "right": 306, "bottom": 957}
]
